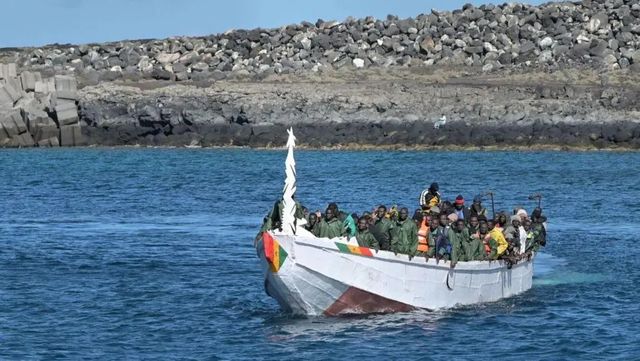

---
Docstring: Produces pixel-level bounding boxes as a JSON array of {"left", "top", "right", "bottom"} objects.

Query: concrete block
[
  {"left": 59, "top": 124, "right": 84, "bottom": 146},
  {"left": 35, "top": 78, "right": 56, "bottom": 94},
  {"left": 0, "top": 63, "right": 17, "bottom": 80},
  {"left": 0, "top": 85, "right": 13, "bottom": 107},
  {"left": 54, "top": 75, "right": 77, "bottom": 100},
  {"left": 20, "top": 71, "right": 42, "bottom": 92},
  {"left": 0, "top": 78, "right": 23, "bottom": 104},
  {"left": 37, "top": 136, "right": 59, "bottom": 147},
  {"left": 54, "top": 75, "right": 77, "bottom": 92},
  {"left": 17, "top": 132, "right": 35, "bottom": 147},
  {"left": 0, "top": 110, "right": 27, "bottom": 136},
  {"left": 55, "top": 102, "right": 79, "bottom": 125}
]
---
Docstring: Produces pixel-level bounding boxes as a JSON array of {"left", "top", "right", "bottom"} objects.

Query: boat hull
[{"left": 259, "top": 231, "right": 534, "bottom": 316}]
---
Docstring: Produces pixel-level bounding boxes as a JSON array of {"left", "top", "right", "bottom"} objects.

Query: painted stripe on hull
[{"left": 324, "top": 286, "right": 416, "bottom": 316}]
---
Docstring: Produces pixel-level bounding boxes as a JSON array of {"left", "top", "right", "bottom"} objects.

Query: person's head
[
  {"left": 469, "top": 215, "right": 479, "bottom": 229},
  {"left": 438, "top": 213, "right": 448, "bottom": 227},
  {"left": 531, "top": 207, "right": 542, "bottom": 221},
  {"left": 442, "top": 200, "right": 453, "bottom": 214},
  {"left": 376, "top": 205, "right": 387, "bottom": 219},
  {"left": 477, "top": 215, "right": 488, "bottom": 223},
  {"left": 308, "top": 212, "right": 318, "bottom": 225},
  {"left": 357, "top": 217, "right": 368, "bottom": 231},
  {"left": 399, "top": 207, "right": 409, "bottom": 221},
  {"left": 455, "top": 219, "right": 465, "bottom": 232},
  {"left": 511, "top": 215, "right": 521, "bottom": 228},
  {"left": 487, "top": 219, "right": 495, "bottom": 230},
  {"left": 424, "top": 215, "right": 432, "bottom": 226},
  {"left": 447, "top": 213, "right": 459, "bottom": 225},
  {"left": 328, "top": 202, "right": 339, "bottom": 214},
  {"left": 454, "top": 195, "right": 465, "bottom": 210},
  {"left": 498, "top": 213, "right": 507, "bottom": 227},
  {"left": 473, "top": 195, "right": 482, "bottom": 206},
  {"left": 429, "top": 182, "right": 439, "bottom": 194},
  {"left": 325, "top": 208, "right": 335, "bottom": 221},
  {"left": 413, "top": 209, "right": 423, "bottom": 221},
  {"left": 479, "top": 222, "right": 489, "bottom": 235},
  {"left": 523, "top": 219, "right": 532, "bottom": 231}
]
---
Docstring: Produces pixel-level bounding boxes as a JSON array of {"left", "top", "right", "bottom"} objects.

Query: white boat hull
[{"left": 259, "top": 230, "right": 534, "bottom": 316}]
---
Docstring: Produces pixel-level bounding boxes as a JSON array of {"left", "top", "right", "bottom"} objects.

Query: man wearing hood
[
  {"left": 420, "top": 182, "right": 441, "bottom": 211},
  {"left": 469, "top": 195, "right": 487, "bottom": 218}
]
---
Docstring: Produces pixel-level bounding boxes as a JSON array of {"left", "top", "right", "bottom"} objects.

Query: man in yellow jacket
[{"left": 488, "top": 219, "right": 508, "bottom": 257}]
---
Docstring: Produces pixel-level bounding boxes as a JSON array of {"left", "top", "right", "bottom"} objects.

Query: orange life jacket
[{"left": 417, "top": 219, "right": 430, "bottom": 252}]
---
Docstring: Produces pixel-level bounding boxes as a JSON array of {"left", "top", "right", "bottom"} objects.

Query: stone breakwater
[{"left": 2, "top": 0, "right": 640, "bottom": 149}]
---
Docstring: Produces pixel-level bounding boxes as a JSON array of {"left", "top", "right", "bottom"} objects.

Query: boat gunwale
[{"left": 271, "top": 231, "right": 534, "bottom": 272}]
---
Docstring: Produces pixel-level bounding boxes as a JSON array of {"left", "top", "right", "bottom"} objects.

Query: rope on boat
[{"left": 446, "top": 270, "right": 454, "bottom": 291}]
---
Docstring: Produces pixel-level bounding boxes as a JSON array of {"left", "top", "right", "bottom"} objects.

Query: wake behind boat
[{"left": 256, "top": 129, "right": 540, "bottom": 316}]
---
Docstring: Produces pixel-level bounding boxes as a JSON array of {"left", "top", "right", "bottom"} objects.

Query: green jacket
[
  {"left": 372, "top": 218, "right": 394, "bottom": 251},
  {"left": 447, "top": 227, "right": 469, "bottom": 264},
  {"left": 316, "top": 218, "right": 344, "bottom": 239},
  {"left": 463, "top": 234, "right": 486, "bottom": 261},
  {"left": 479, "top": 234, "right": 500, "bottom": 260},
  {"left": 356, "top": 229, "right": 379, "bottom": 250},
  {"left": 391, "top": 219, "right": 418, "bottom": 255}
]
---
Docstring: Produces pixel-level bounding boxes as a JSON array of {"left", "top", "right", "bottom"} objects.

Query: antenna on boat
[
  {"left": 281, "top": 127, "right": 298, "bottom": 235},
  {"left": 483, "top": 191, "right": 496, "bottom": 219},
  {"left": 528, "top": 193, "right": 543, "bottom": 208}
]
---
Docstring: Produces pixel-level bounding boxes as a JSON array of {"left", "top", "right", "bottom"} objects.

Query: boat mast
[{"left": 281, "top": 127, "right": 298, "bottom": 235}]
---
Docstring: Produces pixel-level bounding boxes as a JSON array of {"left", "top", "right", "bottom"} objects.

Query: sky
[{"left": 1, "top": 0, "right": 546, "bottom": 48}]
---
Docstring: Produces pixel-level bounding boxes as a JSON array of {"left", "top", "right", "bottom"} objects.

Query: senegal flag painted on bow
[{"left": 263, "top": 232, "right": 288, "bottom": 273}]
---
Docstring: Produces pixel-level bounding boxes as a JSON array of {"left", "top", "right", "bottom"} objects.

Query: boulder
[{"left": 20, "top": 71, "right": 42, "bottom": 92}]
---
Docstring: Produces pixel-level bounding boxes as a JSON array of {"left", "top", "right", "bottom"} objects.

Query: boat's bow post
[{"left": 281, "top": 128, "right": 298, "bottom": 244}]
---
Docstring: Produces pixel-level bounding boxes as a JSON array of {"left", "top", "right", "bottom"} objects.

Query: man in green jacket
[
  {"left": 464, "top": 225, "right": 486, "bottom": 261},
  {"left": 316, "top": 208, "right": 345, "bottom": 239},
  {"left": 356, "top": 217, "right": 379, "bottom": 250},
  {"left": 372, "top": 205, "right": 394, "bottom": 251},
  {"left": 448, "top": 219, "right": 469, "bottom": 267},
  {"left": 391, "top": 207, "right": 418, "bottom": 256}
]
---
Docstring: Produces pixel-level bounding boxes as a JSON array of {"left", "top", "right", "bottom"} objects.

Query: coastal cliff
[{"left": 2, "top": 0, "right": 640, "bottom": 149}]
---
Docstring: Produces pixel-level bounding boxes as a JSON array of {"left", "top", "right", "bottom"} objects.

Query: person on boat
[
  {"left": 412, "top": 209, "right": 423, "bottom": 227},
  {"left": 391, "top": 207, "right": 418, "bottom": 256},
  {"left": 429, "top": 213, "right": 451, "bottom": 262},
  {"left": 526, "top": 208, "right": 547, "bottom": 252},
  {"left": 448, "top": 219, "right": 470, "bottom": 268},
  {"left": 420, "top": 182, "right": 441, "bottom": 212},
  {"left": 453, "top": 195, "right": 470, "bottom": 222},
  {"left": 463, "top": 223, "right": 486, "bottom": 261},
  {"left": 487, "top": 219, "right": 509, "bottom": 257},
  {"left": 469, "top": 195, "right": 487, "bottom": 218},
  {"left": 371, "top": 205, "right": 394, "bottom": 251},
  {"left": 356, "top": 217, "right": 379, "bottom": 250},
  {"left": 416, "top": 214, "right": 431, "bottom": 255},
  {"left": 503, "top": 215, "right": 522, "bottom": 252},
  {"left": 315, "top": 208, "right": 345, "bottom": 238},
  {"left": 468, "top": 215, "right": 480, "bottom": 234},
  {"left": 476, "top": 221, "right": 499, "bottom": 260},
  {"left": 305, "top": 212, "right": 320, "bottom": 234}
]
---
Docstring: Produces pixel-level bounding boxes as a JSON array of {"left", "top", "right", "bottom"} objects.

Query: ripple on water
[{"left": 0, "top": 149, "right": 639, "bottom": 360}]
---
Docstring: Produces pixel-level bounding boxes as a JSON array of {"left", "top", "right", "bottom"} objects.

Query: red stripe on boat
[
  {"left": 263, "top": 232, "right": 275, "bottom": 264},
  {"left": 324, "top": 287, "right": 416, "bottom": 316}
]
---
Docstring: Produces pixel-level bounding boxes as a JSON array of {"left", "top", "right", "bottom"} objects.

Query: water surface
[{"left": 1, "top": 148, "right": 638, "bottom": 360}]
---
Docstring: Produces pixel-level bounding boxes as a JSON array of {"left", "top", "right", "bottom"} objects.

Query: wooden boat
[{"left": 257, "top": 129, "right": 534, "bottom": 316}]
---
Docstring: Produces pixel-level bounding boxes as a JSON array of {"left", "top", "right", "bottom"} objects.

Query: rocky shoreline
[{"left": 2, "top": 0, "right": 640, "bottom": 149}]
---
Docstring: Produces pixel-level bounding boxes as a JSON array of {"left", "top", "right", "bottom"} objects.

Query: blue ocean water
[{"left": 1, "top": 148, "right": 639, "bottom": 360}]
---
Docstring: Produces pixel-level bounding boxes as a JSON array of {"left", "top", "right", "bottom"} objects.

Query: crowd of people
[{"left": 260, "top": 182, "right": 547, "bottom": 268}]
